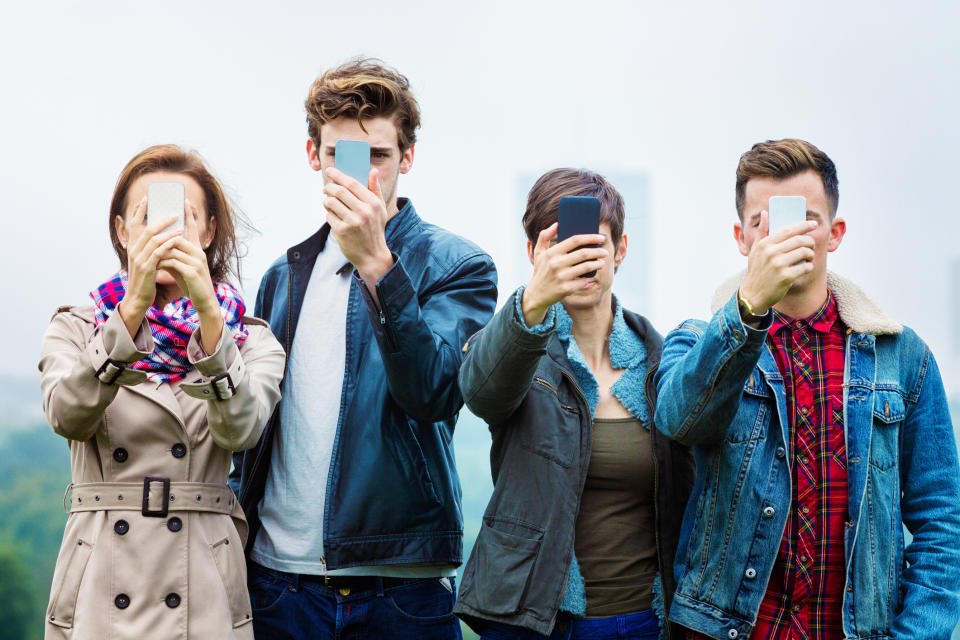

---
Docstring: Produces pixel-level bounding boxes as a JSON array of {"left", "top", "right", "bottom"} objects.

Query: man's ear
[
  {"left": 399, "top": 144, "right": 415, "bottom": 175},
  {"left": 827, "top": 217, "right": 846, "bottom": 252},
  {"left": 614, "top": 233, "right": 628, "bottom": 267},
  {"left": 306, "top": 139, "right": 322, "bottom": 172},
  {"left": 734, "top": 221, "right": 749, "bottom": 257}
]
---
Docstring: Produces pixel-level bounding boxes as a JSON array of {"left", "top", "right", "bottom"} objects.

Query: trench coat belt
[{"left": 67, "top": 481, "right": 236, "bottom": 515}]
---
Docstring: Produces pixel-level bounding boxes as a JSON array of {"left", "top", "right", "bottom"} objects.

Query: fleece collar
[
  {"left": 710, "top": 270, "right": 903, "bottom": 336},
  {"left": 555, "top": 300, "right": 651, "bottom": 426}
]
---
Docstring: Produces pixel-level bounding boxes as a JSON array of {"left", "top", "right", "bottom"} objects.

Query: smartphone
[
  {"left": 146, "top": 182, "right": 185, "bottom": 232},
  {"left": 335, "top": 140, "right": 371, "bottom": 186},
  {"left": 768, "top": 196, "right": 807, "bottom": 236},
  {"left": 557, "top": 195, "right": 602, "bottom": 278}
]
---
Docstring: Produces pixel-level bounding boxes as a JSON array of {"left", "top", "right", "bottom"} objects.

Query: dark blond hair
[
  {"left": 735, "top": 138, "right": 839, "bottom": 219},
  {"left": 305, "top": 58, "right": 420, "bottom": 151},
  {"left": 109, "top": 145, "right": 245, "bottom": 283},
  {"left": 522, "top": 168, "right": 625, "bottom": 247}
]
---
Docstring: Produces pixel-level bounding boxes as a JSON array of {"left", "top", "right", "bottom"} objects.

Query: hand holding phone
[
  {"left": 557, "top": 196, "right": 602, "bottom": 278},
  {"left": 146, "top": 182, "right": 185, "bottom": 233}
]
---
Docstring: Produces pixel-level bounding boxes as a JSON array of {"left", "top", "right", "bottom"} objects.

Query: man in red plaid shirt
[{"left": 655, "top": 139, "right": 960, "bottom": 639}]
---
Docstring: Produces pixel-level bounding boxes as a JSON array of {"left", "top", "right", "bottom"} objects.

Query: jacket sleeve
[
  {"left": 40, "top": 309, "right": 153, "bottom": 441},
  {"left": 891, "top": 346, "right": 960, "bottom": 637},
  {"left": 356, "top": 251, "right": 498, "bottom": 423},
  {"left": 654, "top": 292, "right": 771, "bottom": 446},
  {"left": 180, "top": 323, "right": 286, "bottom": 452},
  {"left": 458, "top": 289, "right": 556, "bottom": 426}
]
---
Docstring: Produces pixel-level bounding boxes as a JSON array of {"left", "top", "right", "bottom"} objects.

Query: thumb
[
  {"left": 535, "top": 222, "right": 558, "bottom": 257},
  {"left": 369, "top": 168, "right": 384, "bottom": 203},
  {"left": 758, "top": 210, "right": 770, "bottom": 240}
]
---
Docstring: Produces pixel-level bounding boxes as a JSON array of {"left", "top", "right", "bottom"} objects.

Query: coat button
[
  {"left": 171, "top": 443, "right": 187, "bottom": 458},
  {"left": 165, "top": 593, "right": 181, "bottom": 608},
  {"left": 115, "top": 594, "right": 130, "bottom": 609},
  {"left": 113, "top": 448, "right": 128, "bottom": 463},
  {"left": 114, "top": 520, "right": 129, "bottom": 535},
  {"left": 167, "top": 517, "right": 183, "bottom": 532},
  {"left": 775, "top": 447, "right": 785, "bottom": 459},
  {"left": 763, "top": 506, "right": 775, "bottom": 518},
  {"left": 745, "top": 567, "right": 757, "bottom": 579},
  {"left": 728, "top": 629, "right": 739, "bottom": 639}
]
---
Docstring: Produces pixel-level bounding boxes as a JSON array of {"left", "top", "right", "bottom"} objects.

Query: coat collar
[{"left": 710, "top": 270, "right": 903, "bottom": 336}]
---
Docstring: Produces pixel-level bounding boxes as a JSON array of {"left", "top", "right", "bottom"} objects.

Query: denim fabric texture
[
  {"left": 481, "top": 610, "right": 658, "bottom": 640},
  {"left": 654, "top": 274, "right": 960, "bottom": 640},
  {"left": 247, "top": 561, "right": 462, "bottom": 640}
]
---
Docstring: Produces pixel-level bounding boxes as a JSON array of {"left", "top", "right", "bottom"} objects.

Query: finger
[
  {"left": 554, "top": 233, "right": 607, "bottom": 255},
  {"left": 325, "top": 211, "right": 348, "bottom": 237},
  {"left": 324, "top": 166, "right": 368, "bottom": 199},
  {"left": 139, "top": 229, "right": 183, "bottom": 264},
  {"left": 156, "top": 259, "right": 190, "bottom": 291},
  {"left": 323, "top": 182, "right": 365, "bottom": 212},
  {"left": 144, "top": 214, "right": 182, "bottom": 237},
  {"left": 534, "top": 223, "right": 559, "bottom": 258},
  {"left": 772, "top": 233, "right": 816, "bottom": 253},
  {"left": 757, "top": 210, "right": 770, "bottom": 240},
  {"left": 553, "top": 247, "right": 610, "bottom": 269},
  {"left": 323, "top": 196, "right": 358, "bottom": 225},
  {"left": 768, "top": 219, "right": 818, "bottom": 244},
  {"left": 166, "top": 245, "right": 206, "bottom": 267},
  {"left": 777, "top": 247, "right": 816, "bottom": 266},
  {"left": 145, "top": 235, "right": 181, "bottom": 269},
  {"left": 131, "top": 196, "right": 148, "bottom": 225},
  {"left": 369, "top": 168, "right": 385, "bottom": 206},
  {"left": 184, "top": 201, "right": 201, "bottom": 244},
  {"left": 783, "top": 259, "right": 816, "bottom": 280},
  {"left": 561, "top": 258, "right": 606, "bottom": 281}
]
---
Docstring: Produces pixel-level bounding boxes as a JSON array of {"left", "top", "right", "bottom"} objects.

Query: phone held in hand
[
  {"left": 335, "top": 140, "right": 371, "bottom": 186},
  {"left": 768, "top": 196, "right": 806, "bottom": 236},
  {"left": 146, "top": 182, "right": 185, "bottom": 233},
  {"left": 558, "top": 195, "right": 602, "bottom": 278}
]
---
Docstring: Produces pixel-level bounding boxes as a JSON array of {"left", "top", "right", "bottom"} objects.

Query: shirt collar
[{"left": 769, "top": 289, "right": 839, "bottom": 336}]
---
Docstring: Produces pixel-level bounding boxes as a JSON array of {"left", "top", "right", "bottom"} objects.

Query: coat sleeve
[
  {"left": 654, "top": 292, "right": 771, "bottom": 446},
  {"left": 39, "top": 309, "right": 153, "bottom": 441},
  {"left": 458, "top": 288, "right": 555, "bottom": 426},
  {"left": 180, "top": 322, "right": 285, "bottom": 452},
  {"left": 891, "top": 345, "right": 960, "bottom": 637},
  {"left": 355, "top": 251, "right": 498, "bottom": 423}
]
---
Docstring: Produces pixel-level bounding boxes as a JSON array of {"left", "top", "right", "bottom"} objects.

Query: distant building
[{"left": 514, "top": 171, "right": 653, "bottom": 314}]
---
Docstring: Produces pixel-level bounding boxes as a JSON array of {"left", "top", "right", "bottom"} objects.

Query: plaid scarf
[{"left": 90, "top": 270, "right": 249, "bottom": 383}]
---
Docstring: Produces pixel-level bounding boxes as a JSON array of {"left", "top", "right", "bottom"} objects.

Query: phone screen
[
  {"left": 146, "top": 182, "right": 185, "bottom": 232},
  {"left": 335, "top": 140, "right": 371, "bottom": 186},
  {"left": 768, "top": 196, "right": 807, "bottom": 236},
  {"left": 557, "top": 196, "right": 602, "bottom": 278}
]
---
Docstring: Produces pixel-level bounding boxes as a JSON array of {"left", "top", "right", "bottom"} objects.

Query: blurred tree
[{"left": 0, "top": 543, "right": 40, "bottom": 640}]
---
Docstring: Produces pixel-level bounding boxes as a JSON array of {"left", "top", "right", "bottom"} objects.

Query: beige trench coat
[{"left": 39, "top": 305, "right": 284, "bottom": 640}]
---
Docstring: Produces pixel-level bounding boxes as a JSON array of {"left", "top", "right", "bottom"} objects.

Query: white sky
[{"left": 2, "top": 1, "right": 959, "bottom": 390}]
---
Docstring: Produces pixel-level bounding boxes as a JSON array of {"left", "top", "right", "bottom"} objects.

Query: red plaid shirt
[{"left": 688, "top": 291, "right": 849, "bottom": 640}]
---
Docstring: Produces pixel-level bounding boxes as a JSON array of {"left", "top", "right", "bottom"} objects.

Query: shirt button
[
  {"left": 171, "top": 443, "right": 187, "bottom": 458},
  {"left": 763, "top": 506, "right": 775, "bottom": 518},
  {"left": 775, "top": 447, "right": 786, "bottom": 459},
  {"left": 114, "top": 520, "right": 129, "bottom": 535},
  {"left": 744, "top": 568, "right": 757, "bottom": 579},
  {"left": 165, "top": 593, "right": 181, "bottom": 608},
  {"left": 113, "top": 448, "right": 128, "bottom": 463},
  {"left": 167, "top": 517, "right": 183, "bottom": 532},
  {"left": 799, "top": 554, "right": 808, "bottom": 563},
  {"left": 802, "top": 505, "right": 810, "bottom": 514},
  {"left": 847, "top": 584, "right": 854, "bottom": 592},
  {"left": 728, "top": 630, "right": 739, "bottom": 639},
  {"left": 338, "top": 587, "right": 351, "bottom": 596},
  {"left": 115, "top": 594, "right": 130, "bottom": 609}
]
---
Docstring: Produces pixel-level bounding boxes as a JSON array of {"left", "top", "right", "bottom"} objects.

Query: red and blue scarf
[{"left": 90, "top": 270, "right": 249, "bottom": 383}]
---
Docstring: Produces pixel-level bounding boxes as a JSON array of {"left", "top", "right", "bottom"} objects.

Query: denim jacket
[
  {"left": 654, "top": 271, "right": 960, "bottom": 640},
  {"left": 230, "top": 199, "right": 498, "bottom": 569}
]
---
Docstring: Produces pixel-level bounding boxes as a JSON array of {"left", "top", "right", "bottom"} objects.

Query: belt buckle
[
  {"left": 210, "top": 372, "right": 236, "bottom": 400},
  {"left": 142, "top": 476, "right": 171, "bottom": 517}
]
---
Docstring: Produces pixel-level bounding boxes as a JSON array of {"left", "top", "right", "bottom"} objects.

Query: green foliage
[{"left": 0, "top": 425, "right": 70, "bottom": 640}]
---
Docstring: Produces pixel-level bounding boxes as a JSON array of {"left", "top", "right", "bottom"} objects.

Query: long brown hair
[{"left": 108, "top": 145, "right": 246, "bottom": 283}]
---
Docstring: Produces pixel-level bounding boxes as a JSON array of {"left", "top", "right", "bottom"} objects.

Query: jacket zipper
[
  {"left": 374, "top": 281, "right": 399, "bottom": 351},
  {"left": 644, "top": 362, "right": 671, "bottom": 640}
]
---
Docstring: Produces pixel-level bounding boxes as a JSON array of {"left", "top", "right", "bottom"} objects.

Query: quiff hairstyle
[
  {"left": 305, "top": 58, "right": 420, "bottom": 151},
  {"left": 109, "top": 145, "right": 245, "bottom": 283},
  {"left": 735, "top": 138, "right": 839, "bottom": 220},
  {"left": 523, "top": 168, "right": 625, "bottom": 248}
]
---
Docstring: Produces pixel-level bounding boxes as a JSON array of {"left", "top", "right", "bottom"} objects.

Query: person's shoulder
[
  {"left": 407, "top": 219, "right": 493, "bottom": 271},
  {"left": 44, "top": 305, "right": 96, "bottom": 345},
  {"left": 49, "top": 304, "right": 96, "bottom": 326}
]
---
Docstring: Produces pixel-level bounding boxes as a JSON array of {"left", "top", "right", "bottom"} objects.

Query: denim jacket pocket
[
  {"left": 870, "top": 390, "right": 905, "bottom": 472},
  {"left": 726, "top": 373, "right": 771, "bottom": 443}
]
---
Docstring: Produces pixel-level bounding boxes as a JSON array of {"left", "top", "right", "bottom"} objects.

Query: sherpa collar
[
  {"left": 710, "top": 270, "right": 903, "bottom": 336},
  {"left": 554, "top": 300, "right": 651, "bottom": 426}
]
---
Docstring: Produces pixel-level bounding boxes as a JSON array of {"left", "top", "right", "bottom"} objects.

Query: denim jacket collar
[{"left": 710, "top": 270, "right": 903, "bottom": 336}]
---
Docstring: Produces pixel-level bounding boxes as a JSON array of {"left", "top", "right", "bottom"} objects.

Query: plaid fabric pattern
[
  {"left": 90, "top": 270, "right": 249, "bottom": 383},
  {"left": 687, "top": 291, "right": 848, "bottom": 640}
]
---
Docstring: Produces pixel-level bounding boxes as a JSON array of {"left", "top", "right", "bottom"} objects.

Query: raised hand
[
  {"left": 520, "top": 223, "right": 608, "bottom": 326},
  {"left": 739, "top": 210, "right": 818, "bottom": 316}
]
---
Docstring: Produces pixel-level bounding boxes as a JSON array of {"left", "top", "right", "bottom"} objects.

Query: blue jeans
[
  {"left": 248, "top": 561, "right": 463, "bottom": 640},
  {"left": 480, "top": 610, "right": 658, "bottom": 640}
]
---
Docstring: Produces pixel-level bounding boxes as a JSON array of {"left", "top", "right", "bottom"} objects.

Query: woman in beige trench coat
[{"left": 39, "top": 145, "right": 285, "bottom": 640}]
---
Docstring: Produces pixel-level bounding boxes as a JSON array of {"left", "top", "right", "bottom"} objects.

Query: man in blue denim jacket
[{"left": 655, "top": 138, "right": 960, "bottom": 639}]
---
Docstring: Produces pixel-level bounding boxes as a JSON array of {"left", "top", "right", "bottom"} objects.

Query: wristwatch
[{"left": 737, "top": 289, "right": 767, "bottom": 324}]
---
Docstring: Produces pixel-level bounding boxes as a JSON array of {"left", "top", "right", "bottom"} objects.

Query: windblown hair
[
  {"left": 523, "top": 168, "right": 625, "bottom": 248},
  {"left": 108, "top": 144, "right": 247, "bottom": 283},
  {"left": 305, "top": 58, "right": 420, "bottom": 151},
  {"left": 735, "top": 138, "right": 839, "bottom": 219}
]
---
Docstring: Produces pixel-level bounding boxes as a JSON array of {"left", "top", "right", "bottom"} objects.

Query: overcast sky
[{"left": 2, "top": 1, "right": 959, "bottom": 391}]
